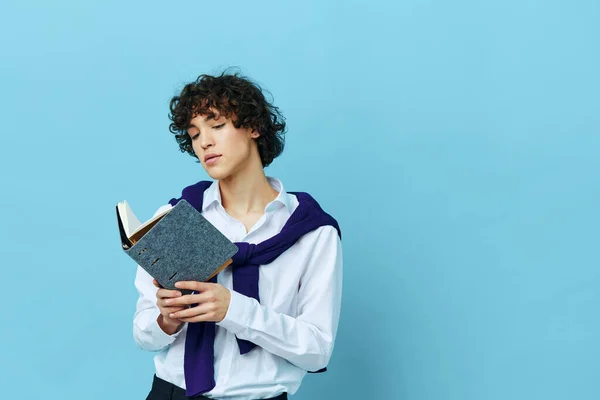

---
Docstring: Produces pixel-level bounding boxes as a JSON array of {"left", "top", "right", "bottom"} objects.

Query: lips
[
  {"left": 204, "top": 154, "right": 221, "bottom": 162},
  {"left": 205, "top": 154, "right": 221, "bottom": 165}
]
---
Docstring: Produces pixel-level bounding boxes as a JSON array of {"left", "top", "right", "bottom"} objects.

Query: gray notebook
[{"left": 116, "top": 199, "right": 239, "bottom": 295}]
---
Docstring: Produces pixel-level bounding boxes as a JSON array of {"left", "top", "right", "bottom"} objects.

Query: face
[{"left": 187, "top": 108, "right": 260, "bottom": 180}]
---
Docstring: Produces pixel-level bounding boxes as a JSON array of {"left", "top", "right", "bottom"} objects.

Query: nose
[{"left": 200, "top": 130, "right": 214, "bottom": 150}]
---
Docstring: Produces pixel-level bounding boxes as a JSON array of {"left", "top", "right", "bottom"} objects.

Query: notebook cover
[{"left": 121, "top": 199, "right": 239, "bottom": 295}]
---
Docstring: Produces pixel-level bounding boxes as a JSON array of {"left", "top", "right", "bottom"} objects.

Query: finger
[
  {"left": 160, "top": 306, "right": 188, "bottom": 314},
  {"left": 174, "top": 281, "right": 214, "bottom": 291},
  {"left": 156, "top": 288, "right": 183, "bottom": 299},
  {"left": 164, "top": 291, "right": 214, "bottom": 306},
  {"left": 179, "top": 312, "right": 219, "bottom": 323},
  {"left": 157, "top": 300, "right": 189, "bottom": 311},
  {"left": 170, "top": 303, "right": 215, "bottom": 319},
  {"left": 152, "top": 279, "right": 162, "bottom": 288}
]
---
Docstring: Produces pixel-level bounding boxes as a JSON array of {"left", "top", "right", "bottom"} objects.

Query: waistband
[{"left": 150, "top": 374, "right": 289, "bottom": 400}]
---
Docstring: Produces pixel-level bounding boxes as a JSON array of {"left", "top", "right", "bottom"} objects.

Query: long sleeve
[
  {"left": 216, "top": 225, "right": 343, "bottom": 371},
  {"left": 132, "top": 204, "right": 185, "bottom": 352}
]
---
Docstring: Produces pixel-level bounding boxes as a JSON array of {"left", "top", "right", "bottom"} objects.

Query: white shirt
[{"left": 132, "top": 176, "right": 343, "bottom": 400}]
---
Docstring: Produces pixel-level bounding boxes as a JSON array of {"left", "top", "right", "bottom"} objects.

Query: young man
[{"left": 133, "top": 71, "right": 343, "bottom": 400}]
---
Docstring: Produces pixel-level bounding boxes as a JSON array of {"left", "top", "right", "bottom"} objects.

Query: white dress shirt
[{"left": 132, "top": 176, "right": 343, "bottom": 400}]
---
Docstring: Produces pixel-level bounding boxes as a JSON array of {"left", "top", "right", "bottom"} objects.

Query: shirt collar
[{"left": 202, "top": 176, "right": 294, "bottom": 214}]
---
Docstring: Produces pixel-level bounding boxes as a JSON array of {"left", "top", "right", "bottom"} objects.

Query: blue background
[{"left": 1, "top": 1, "right": 598, "bottom": 399}]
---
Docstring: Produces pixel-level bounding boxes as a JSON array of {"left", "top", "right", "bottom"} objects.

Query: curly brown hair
[{"left": 168, "top": 68, "right": 287, "bottom": 167}]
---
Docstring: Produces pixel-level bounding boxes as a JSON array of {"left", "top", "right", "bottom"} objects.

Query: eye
[
  {"left": 191, "top": 133, "right": 199, "bottom": 140},
  {"left": 213, "top": 123, "right": 225, "bottom": 129}
]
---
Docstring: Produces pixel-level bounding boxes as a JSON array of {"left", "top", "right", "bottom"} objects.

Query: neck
[{"left": 218, "top": 161, "right": 279, "bottom": 218}]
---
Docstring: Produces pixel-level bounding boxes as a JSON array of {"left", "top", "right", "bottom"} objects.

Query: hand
[
  {"left": 164, "top": 281, "right": 232, "bottom": 323},
  {"left": 153, "top": 279, "right": 187, "bottom": 329}
]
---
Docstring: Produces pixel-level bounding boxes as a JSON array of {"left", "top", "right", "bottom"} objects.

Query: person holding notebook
[{"left": 133, "top": 70, "right": 343, "bottom": 400}]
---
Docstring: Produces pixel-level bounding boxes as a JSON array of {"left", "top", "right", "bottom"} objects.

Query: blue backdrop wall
[{"left": 1, "top": 1, "right": 598, "bottom": 399}]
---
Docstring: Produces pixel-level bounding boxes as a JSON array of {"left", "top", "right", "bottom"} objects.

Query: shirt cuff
[
  {"left": 148, "top": 307, "right": 185, "bottom": 342},
  {"left": 216, "top": 289, "right": 253, "bottom": 334}
]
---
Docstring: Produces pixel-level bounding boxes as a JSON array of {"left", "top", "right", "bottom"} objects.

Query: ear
[{"left": 250, "top": 129, "right": 260, "bottom": 139}]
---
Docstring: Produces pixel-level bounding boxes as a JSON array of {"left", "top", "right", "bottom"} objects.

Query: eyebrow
[{"left": 188, "top": 114, "right": 220, "bottom": 131}]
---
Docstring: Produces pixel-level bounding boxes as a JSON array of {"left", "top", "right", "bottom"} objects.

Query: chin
[
  {"left": 203, "top": 164, "right": 232, "bottom": 181},
  {"left": 201, "top": 155, "right": 246, "bottom": 181},
  {"left": 204, "top": 168, "right": 224, "bottom": 180}
]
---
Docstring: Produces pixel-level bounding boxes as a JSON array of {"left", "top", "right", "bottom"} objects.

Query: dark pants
[{"left": 145, "top": 374, "right": 288, "bottom": 400}]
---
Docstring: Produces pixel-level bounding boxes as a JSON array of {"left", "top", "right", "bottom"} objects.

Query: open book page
[
  {"left": 117, "top": 200, "right": 171, "bottom": 242},
  {"left": 117, "top": 200, "right": 142, "bottom": 238}
]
